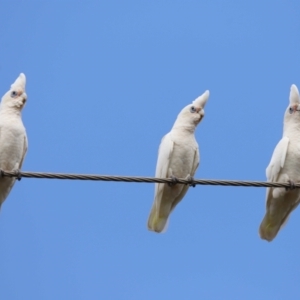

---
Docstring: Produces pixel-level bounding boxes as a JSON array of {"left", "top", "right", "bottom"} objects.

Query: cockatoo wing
[
  {"left": 147, "top": 133, "right": 174, "bottom": 232},
  {"left": 259, "top": 136, "right": 292, "bottom": 241},
  {"left": 265, "top": 136, "right": 289, "bottom": 204},
  {"left": 266, "top": 136, "right": 289, "bottom": 182},
  {"left": 170, "top": 146, "right": 199, "bottom": 212},
  {"left": 154, "top": 133, "right": 174, "bottom": 201},
  {"left": 19, "top": 135, "right": 28, "bottom": 169},
  {"left": 191, "top": 145, "right": 200, "bottom": 177},
  {"left": 0, "top": 133, "right": 28, "bottom": 208}
]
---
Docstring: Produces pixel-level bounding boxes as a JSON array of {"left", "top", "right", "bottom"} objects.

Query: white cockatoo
[
  {"left": 259, "top": 84, "right": 300, "bottom": 241},
  {"left": 0, "top": 73, "right": 28, "bottom": 209},
  {"left": 147, "top": 90, "right": 210, "bottom": 233}
]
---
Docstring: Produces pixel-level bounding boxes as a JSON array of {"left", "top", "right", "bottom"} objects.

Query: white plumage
[
  {"left": 0, "top": 73, "right": 28, "bottom": 209},
  {"left": 147, "top": 90, "right": 209, "bottom": 233},
  {"left": 259, "top": 84, "right": 300, "bottom": 241}
]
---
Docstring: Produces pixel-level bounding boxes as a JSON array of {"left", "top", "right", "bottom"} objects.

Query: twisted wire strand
[{"left": 0, "top": 170, "right": 299, "bottom": 188}]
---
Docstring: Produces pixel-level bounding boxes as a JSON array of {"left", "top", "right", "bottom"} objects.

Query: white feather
[
  {"left": 154, "top": 133, "right": 174, "bottom": 207},
  {"left": 0, "top": 73, "right": 28, "bottom": 209},
  {"left": 147, "top": 90, "right": 209, "bottom": 233},
  {"left": 259, "top": 84, "right": 300, "bottom": 241},
  {"left": 266, "top": 136, "right": 289, "bottom": 181}
]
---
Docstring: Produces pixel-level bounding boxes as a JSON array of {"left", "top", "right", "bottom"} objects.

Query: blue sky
[{"left": 1, "top": 1, "right": 300, "bottom": 299}]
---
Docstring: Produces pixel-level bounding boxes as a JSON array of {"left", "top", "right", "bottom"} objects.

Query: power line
[{"left": 1, "top": 170, "right": 299, "bottom": 188}]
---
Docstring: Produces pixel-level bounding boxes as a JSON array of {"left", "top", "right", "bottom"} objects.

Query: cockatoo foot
[
  {"left": 286, "top": 180, "right": 296, "bottom": 191},
  {"left": 168, "top": 175, "right": 179, "bottom": 187},
  {"left": 187, "top": 175, "right": 196, "bottom": 187}
]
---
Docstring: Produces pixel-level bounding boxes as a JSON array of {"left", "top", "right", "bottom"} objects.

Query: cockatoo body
[
  {"left": 0, "top": 73, "right": 28, "bottom": 209},
  {"left": 259, "top": 84, "right": 300, "bottom": 241},
  {"left": 148, "top": 90, "right": 209, "bottom": 233}
]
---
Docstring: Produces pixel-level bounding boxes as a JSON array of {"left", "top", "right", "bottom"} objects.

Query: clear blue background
[{"left": 1, "top": 1, "right": 300, "bottom": 299}]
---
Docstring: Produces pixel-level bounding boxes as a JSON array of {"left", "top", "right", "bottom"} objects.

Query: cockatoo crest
[
  {"left": 284, "top": 84, "right": 300, "bottom": 124},
  {"left": 173, "top": 90, "right": 210, "bottom": 128},
  {"left": 11, "top": 73, "right": 26, "bottom": 90},
  {"left": 289, "top": 84, "right": 300, "bottom": 105},
  {"left": 192, "top": 90, "right": 210, "bottom": 107},
  {"left": 1, "top": 73, "right": 27, "bottom": 110}
]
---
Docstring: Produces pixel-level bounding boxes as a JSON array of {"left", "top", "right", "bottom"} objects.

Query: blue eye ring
[
  {"left": 289, "top": 107, "right": 294, "bottom": 114},
  {"left": 190, "top": 106, "right": 196, "bottom": 113},
  {"left": 11, "top": 91, "right": 18, "bottom": 98}
]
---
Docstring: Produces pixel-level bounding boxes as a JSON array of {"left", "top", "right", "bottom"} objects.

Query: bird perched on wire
[
  {"left": 147, "top": 90, "right": 210, "bottom": 233},
  {"left": 0, "top": 73, "right": 28, "bottom": 209},
  {"left": 259, "top": 84, "right": 300, "bottom": 241}
]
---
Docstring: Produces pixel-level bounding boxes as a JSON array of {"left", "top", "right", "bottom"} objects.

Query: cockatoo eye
[
  {"left": 289, "top": 107, "right": 294, "bottom": 114},
  {"left": 190, "top": 106, "right": 196, "bottom": 113},
  {"left": 11, "top": 91, "right": 18, "bottom": 98}
]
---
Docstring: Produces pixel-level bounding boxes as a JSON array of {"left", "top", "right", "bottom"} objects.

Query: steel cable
[{"left": 0, "top": 170, "right": 299, "bottom": 188}]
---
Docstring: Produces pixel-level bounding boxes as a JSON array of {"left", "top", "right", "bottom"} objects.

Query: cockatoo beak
[
  {"left": 199, "top": 108, "right": 205, "bottom": 119},
  {"left": 22, "top": 93, "right": 27, "bottom": 104}
]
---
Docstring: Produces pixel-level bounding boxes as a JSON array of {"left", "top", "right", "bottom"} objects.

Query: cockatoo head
[
  {"left": 284, "top": 84, "right": 300, "bottom": 122},
  {"left": 1, "top": 73, "right": 27, "bottom": 110},
  {"left": 174, "top": 90, "right": 209, "bottom": 128}
]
